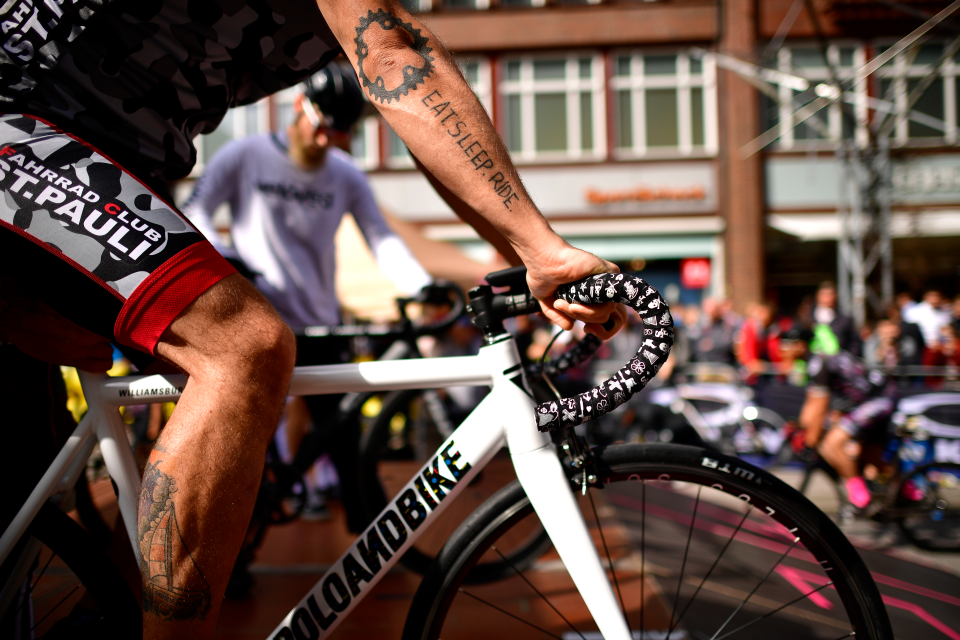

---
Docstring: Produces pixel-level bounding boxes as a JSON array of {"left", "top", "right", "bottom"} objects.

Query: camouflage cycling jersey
[{"left": 0, "top": 0, "right": 340, "bottom": 183}]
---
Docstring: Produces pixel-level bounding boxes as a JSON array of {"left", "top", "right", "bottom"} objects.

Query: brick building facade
[{"left": 192, "top": 0, "right": 960, "bottom": 316}]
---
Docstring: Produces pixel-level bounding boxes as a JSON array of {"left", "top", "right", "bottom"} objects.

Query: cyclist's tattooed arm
[
  {"left": 319, "top": 1, "right": 545, "bottom": 237},
  {"left": 138, "top": 461, "right": 212, "bottom": 621},
  {"left": 316, "top": 0, "right": 624, "bottom": 336}
]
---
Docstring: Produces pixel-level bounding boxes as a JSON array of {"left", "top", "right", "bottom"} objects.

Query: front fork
[{"left": 502, "top": 378, "right": 632, "bottom": 640}]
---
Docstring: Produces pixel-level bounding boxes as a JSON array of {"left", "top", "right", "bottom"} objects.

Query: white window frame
[
  {"left": 351, "top": 115, "right": 382, "bottom": 170},
  {"left": 383, "top": 123, "right": 416, "bottom": 169},
  {"left": 401, "top": 0, "right": 434, "bottom": 12},
  {"left": 439, "top": 0, "right": 490, "bottom": 9},
  {"left": 873, "top": 39, "right": 958, "bottom": 146},
  {"left": 271, "top": 85, "right": 301, "bottom": 136},
  {"left": 499, "top": 0, "right": 547, "bottom": 8},
  {"left": 769, "top": 43, "right": 869, "bottom": 150},
  {"left": 192, "top": 97, "right": 272, "bottom": 176},
  {"left": 459, "top": 56, "right": 494, "bottom": 116},
  {"left": 609, "top": 49, "right": 718, "bottom": 159},
  {"left": 498, "top": 52, "right": 607, "bottom": 163}
]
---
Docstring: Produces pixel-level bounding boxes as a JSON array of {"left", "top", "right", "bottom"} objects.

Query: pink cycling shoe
[{"left": 845, "top": 476, "right": 872, "bottom": 510}]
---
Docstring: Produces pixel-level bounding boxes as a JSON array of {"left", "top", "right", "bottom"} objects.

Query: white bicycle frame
[{"left": 1, "top": 333, "right": 632, "bottom": 640}]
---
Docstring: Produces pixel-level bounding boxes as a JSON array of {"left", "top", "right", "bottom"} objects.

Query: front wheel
[
  {"left": 0, "top": 502, "right": 141, "bottom": 639},
  {"left": 404, "top": 443, "right": 892, "bottom": 640}
]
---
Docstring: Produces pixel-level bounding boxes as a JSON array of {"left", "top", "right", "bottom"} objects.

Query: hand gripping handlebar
[{"left": 534, "top": 273, "right": 674, "bottom": 432}]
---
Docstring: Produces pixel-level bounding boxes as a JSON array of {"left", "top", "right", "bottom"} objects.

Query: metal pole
[
  {"left": 836, "top": 145, "right": 852, "bottom": 318},
  {"left": 877, "top": 136, "right": 894, "bottom": 308},
  {"left": 851, "top": 149, "right": 867, "bottom": 328}
]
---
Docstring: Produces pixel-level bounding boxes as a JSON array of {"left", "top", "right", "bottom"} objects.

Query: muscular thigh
[{"left": 0, "top": 114, "right": 235, "bottom": 356}]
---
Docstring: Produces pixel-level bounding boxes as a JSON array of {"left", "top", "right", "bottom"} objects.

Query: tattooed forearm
[
  {"left": 352, "top": 9, "right": 524, "bottom": 211},
  {"left": 421, "top": 90, "right": 523, "bottom": 211},
  {"left": 354, "top": 9, "right": 434, "bottom": 104},
  {"left": 138, "top": 461, "right": 211, "bottom": 621}
]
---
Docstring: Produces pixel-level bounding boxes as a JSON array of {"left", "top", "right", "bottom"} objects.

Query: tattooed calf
[{"left": 139, "top": 461, "right": 211, "bottom": 621}]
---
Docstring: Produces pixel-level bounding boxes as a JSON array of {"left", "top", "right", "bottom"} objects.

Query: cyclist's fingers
[
  {"left": 583, "top": 304, "right": 628, "bottom": 340},
  {"left": 553, "top": 298, "right": 620, "bottom": 325},
  {"left": 535, "top": 301, "right": 576, "bottom": 332}
]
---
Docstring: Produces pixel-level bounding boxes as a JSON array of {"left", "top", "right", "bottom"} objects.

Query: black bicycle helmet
[
  {"left": 302, "top": 63, "right": 367, "bottom": 133},
  {"left": 782, "top": 326, "right": 815, "bottom": 344}
]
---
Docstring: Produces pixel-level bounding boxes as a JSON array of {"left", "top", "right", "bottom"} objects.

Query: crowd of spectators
[{"left": 665, "top": 282, "right": 960, "bottom": 391}]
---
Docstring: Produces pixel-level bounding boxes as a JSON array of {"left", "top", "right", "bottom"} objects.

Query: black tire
[
  {"left": 359, "top": 389, "right": 551, "bottom": 583},
  {"left": 404, "top": 443, "right": 892, "bottom": 640},
  {"left": 895, "top": 462, "right": 960, "bottom": 551},
  {"left": 0, "top": 502, "right": 141, "bottom": 639}
]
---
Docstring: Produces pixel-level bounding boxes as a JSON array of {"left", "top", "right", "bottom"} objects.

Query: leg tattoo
[{"left": 138, "top": 461, "right": 211, "bottom": 621}]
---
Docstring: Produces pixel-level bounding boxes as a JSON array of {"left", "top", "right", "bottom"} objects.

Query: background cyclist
[
  {"left": 0, "top": 1, "right": 625, "bottom": 637},
  {"left": 797, "top": 329, "right": 899, "bottom": 511}
]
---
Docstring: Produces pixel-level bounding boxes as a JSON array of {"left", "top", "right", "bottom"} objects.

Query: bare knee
[
  {"left": 236, "top": 307, "right": 296, "bottom": 388},
  {"left": 157, "top": 274, "right": 296, "bottom": 397}
]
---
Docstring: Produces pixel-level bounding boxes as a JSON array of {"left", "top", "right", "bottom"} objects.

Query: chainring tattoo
[{"left": 354, "top": 9, "right": 435, "bottom": 103}]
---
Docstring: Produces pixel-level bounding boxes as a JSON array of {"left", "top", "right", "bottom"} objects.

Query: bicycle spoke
[
  {"left": 670, "top": 503, "right": 754, "bottom": 634},
  {"left": 666, "top": 485, "right": 702, "bottom": 640},
  {"left": 708, "top": 536, "right": 801, "bottom": 640},
  {"left": 491, "top": 545, "right": 587, "bottom": 640},
  {"left": 714, "top": 581, "right": 835, "bottom": 640},
  {"left": 13, "top": 549, "right": 56, "bottom": 617},
  {"left": 458, "top": 588, "right": 564, "bottom": 640},
  {"left": 640, "top": 479, "right": 646, "bottom": 640},
  {"left": 29, "top": 585, "right": 79, "bottom": 633},
  {"left": 587, "top": 489, "right": 627, "bottom": 619}
]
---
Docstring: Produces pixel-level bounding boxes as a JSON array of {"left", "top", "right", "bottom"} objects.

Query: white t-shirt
[
  {"left": 184, "top": 132, "right": 430, "bottom": 330},
  {"left": 904, "top": 301, "right": 951, "bottom": 346}
]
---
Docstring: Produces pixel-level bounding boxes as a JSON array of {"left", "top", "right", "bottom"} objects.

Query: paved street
[{"left": 214, "top": 461, "right": 960, "bottom": 640}]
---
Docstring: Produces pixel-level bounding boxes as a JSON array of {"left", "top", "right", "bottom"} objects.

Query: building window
[
  {"left": 610, "top": 50, "right": 717, "bottom": 158},
  {"left": 384, "top": 124, "right": 415, "bottom": 168},
  {"left": 498, "top": 53, "right": 606, "bottom": 162},
  {"left": 500, "top": 0, "right": 546, "bottom": 7},
  {"left": 194, "top": 97, "right": 272, "bottom": 173},
  {"left": 442, "top": 0, "right": 490, "bottom": 9},
  {"left": 762, "top": 44, "right": 867, "bottom": 150},
  {"left": 350, "top": 115, "right": 381, "bottom": 170},
  {"left": 874, "top": 41, "right": 957, "bottom": 145},
  {"left": 460, "top": 57, "right": 494, "bottom": 116},
  {"left": 398, "top": 0, "right": 431, "bottom": 12}
]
